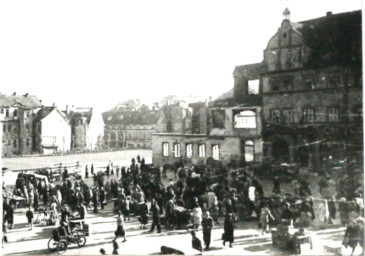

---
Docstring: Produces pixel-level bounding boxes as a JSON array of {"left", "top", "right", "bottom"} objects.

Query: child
[
  {"left": 260, "top": 202, "right": 275, "bottom": 235},
  {"left": 26, "top": 207, "right": 34, "bottom": 230}
]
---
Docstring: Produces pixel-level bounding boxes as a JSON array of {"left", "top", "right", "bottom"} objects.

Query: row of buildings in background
[
  {"left": 151, "top": 9, "right": 363, "bottom": 171},
  {"left": 0, "top": 93, "right": 203, "bottom": 157},
  {"left": 0, "top": 94, "right": 105, "bottom": 157}
]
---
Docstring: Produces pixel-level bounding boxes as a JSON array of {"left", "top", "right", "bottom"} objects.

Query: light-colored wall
[{"left": 41, "top": 109, "right": 71, "bottom": 153}]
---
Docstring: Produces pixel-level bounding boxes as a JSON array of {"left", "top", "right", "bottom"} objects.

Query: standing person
[
  {"left": 193, "top": 202, "right": 203, "bottom": 231},
  {"left": 99, "top": 186, "right": 105, "bottom": 210},
  {"left": 343, "top": 219, "right": 363, "bottom": 255},
  {"left": 113, "top": 211, "right": 127, "bottom": 243},
  {"left": 85, "top": 165, "right": 89, "bottom": 179},
  {"left": 91, "top": 164, "right": 94, "bottom": 176},
  {"left": 93, "top": 188, "right": 99, "bottom": 213},
  {"left": 116, "top": 166, "right": 120, "bottom": 178},
  {"left": 202, "top": 211, "right": 214, "bottom": 250},
  {"left": 150, "top": 199, "right": 161, "bottom": 233},
  {"left": 191, "top": 231, "right": 203, "bottom": 253},
  {"left": 122, "top": 197, "right": 130, "bottom": 221},
  {"left": 339, "top": 197, "right": 352, "bottom": 226},
  {"left": 6, "top": 204, "right": 14, "bottom": 229},
  {"left": 260, "top": 202, "right": 275, "bottom": 235},
  {"left": 272, "top": 176, "right": 281, "bottom": 194},
  {"left": 223, "top": 214, "right": 234, "bottom": 247},
  {"left": 34, "top": 190, "right": 39, "bottom": 212},
  {"left": 106, "top": 164, "right": 110, "bottom": 179},
  {"left": 211, "top": 196, "right": 220, "bottom": 225},
  {"left": 26, "top": 207, "right": 34, "bottom": 230},
  {"left": 50, "top": 200, "right": 58, "bottom": 222},
  {"left": 139, "top": 200, "right": 149, "bottom": 229},
  {"left": 328, "top": 196, "right": 336, "bottom": 224}
]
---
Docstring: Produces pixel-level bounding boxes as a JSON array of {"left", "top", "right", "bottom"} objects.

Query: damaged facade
[
  {"left": 152, "top": 9, "right": 363, "bottom": 169},
  {"left": 0, "top": 93, "right": 43, "bottom": 157}
]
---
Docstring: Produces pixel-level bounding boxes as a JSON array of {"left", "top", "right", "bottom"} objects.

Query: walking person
[
  {"left": 113, "top": 211, "right": 127, "bottom": 243},
  {"left": 202, "top": 211, "right": 214, "bottom": 250},
  {"left": 91, "top": 164, "right": 94, "bottom": 176},
  {"left": 6, "top": 204, "right": 14, "bottom": 229},
  {"left": 150, "top": 199, "right": 161, "bottom": 233},
  {"left": 342, "top": 219, "right": 364, "bottom": 255},
  {"left": 222, "top": 214, "right": 234, "bottom": 247},
  {"left": 26, "top": 207, "right": 34, "bottom": 230}
]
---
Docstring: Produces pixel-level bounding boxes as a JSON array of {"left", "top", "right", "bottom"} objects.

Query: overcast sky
[{"left": 0, "top": 0, "right": 362, "bottom": 112}]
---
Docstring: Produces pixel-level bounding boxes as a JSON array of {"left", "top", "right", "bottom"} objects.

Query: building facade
[
  {"left": 233, "top": 9, "right": 363, "bottom": 170},
  {"left": 152, "top": 9, "right": 362, "bottom": 170},
  {"left": 34, "top": 106, "right": 72, "bottom": 154},
  {"left": 0, "top": 93, "right": 42, "bottom": 157}
]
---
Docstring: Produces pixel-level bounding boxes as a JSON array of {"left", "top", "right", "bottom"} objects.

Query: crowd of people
[{"left": 2, "top": 155, "right": 364, "bottom": 254}]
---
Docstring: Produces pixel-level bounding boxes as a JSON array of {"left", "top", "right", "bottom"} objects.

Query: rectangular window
[
  {"left": 212, "top": 145, "right": 220, "bottom": 160},
  {"left": 14, "top": 139, "right": 17, "bottom": 148},
  {"left": 282, "top": 77, "right": 293, "bottom": 91},
  {"left": 304, "top": 75, "right": 315, "bottom": 89},
  {"left": 3, "top": 124, "right": 6, "bottom": 133},
  {"left": 211, "top": 110, "right": 225, "bottom": 129},
  {"left": 234, "top": 110, "right": 256, "bottom": 128},
  {"left": 0, "top": 109, "right": 3, "bottom": 114},
  {"left": 328, "top": 108, "right": 339, "bottom": 122},
  {"left": 173, "top": 143, "right": 181, "bottom": 158},
  {"left": 328, "top": 74, "right": 341, "bottom": 88},
  {"left": 198, "top": 144, "right": 206, "bottom": 158},
  {"left": 162, "top": 142, "right": 169, "bottom": 156},
  {"left": 244, "top": 140, "right": 254, "bottom": 162},
  {"left": 271, "top": 110, "right": 281, "bottom": 122},
  {"left": 303, "top": 109, "right": 314, "bottom": 123},
  {"left": 5, "top": 109, "right": 9, "bottom": 117},
  {"left": 271, "top": 79, "right": 280, "bottom": 91},
  {"left": 13, "top": 110, "right": 17, "bottom": 118},
  {"left": 8, "top": 124, "right": 11, "bottom": 132},
  {"left": 283, "top": 109, "right": 294, "bottom": 123},
  {"left": 27, "top": 138, "right": 31, "bottom": 147},
  {"left": 186, "top": 144, "right": 193, "bottom": 158},
  {"left": 248, "top": 79, "right": 259, "bottom": 95}
]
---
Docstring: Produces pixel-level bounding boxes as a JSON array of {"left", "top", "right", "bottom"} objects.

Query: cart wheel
[
  {"left": 77, "top": 236, "right": 86, "bottom": 247},
  {"left": 48, "top": 238, "right": 58, "bottom": 252},
  {"left": 56, "top": 240, "right": 68, "bottom": 254}
]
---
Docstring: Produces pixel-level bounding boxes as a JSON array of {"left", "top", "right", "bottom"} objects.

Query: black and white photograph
[{"left": 0, "top": 0, "right": 363, "bottom": 255}]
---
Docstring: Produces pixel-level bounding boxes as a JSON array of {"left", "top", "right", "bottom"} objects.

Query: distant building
[
  {"left": 0, "top": 93, "right": 42, "bottom": 157},
  {"left": 34, "top": 106, "right": 71, "bottom": 154},
  {"left": 68, "top": 107, "right": 105, "bottom": 151},
  {"left": 103, "top": 103, "right": 192, "bottom": 149}
]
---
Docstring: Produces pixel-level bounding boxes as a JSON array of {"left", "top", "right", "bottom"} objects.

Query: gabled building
[
  {"left": 68, "top": 107, "right": 105, "bottom": 151},
  {"left": 34, "top": 106, "right": 71, "bottom": 154},
  {"left": 0, "top": 93, "right": 43, "bottom": 157},
  {"left": 232, "top": 9, "right": 362, "bottom": 170}
]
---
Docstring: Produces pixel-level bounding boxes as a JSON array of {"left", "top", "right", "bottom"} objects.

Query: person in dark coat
[
  {"left": 343, "top": 219, "right": 364, "bottom": 255},
  {"left": 91, "top": 164, "right": 94, "bottom": 176},
  {"left": 93, "top": 188, "right": 99, "bottom": 213},
  {"left": 150, "top": 199, "right": 161, "bottom": 233},
  {"left": 99, "top": 186, "right": 105, "bottom": 210},
  {"left": 85, "top": 165, "right": 89, "bottom": 178},
  {"left": 223, "top": 214, "right": 234, "bottom": 247},
  {"left": 328, "top": 196, "right": 336, "bottom": 224},
  {"left": 33, "top": 190, "right": 39, "bottom": 212},
  {"left": 26, "top": 207, "right": 34, "bottom": 230},
  {"left": 202, "top": 211, "right": 214, "bottom": 250},
  {"left": 139, "top": 201, "right": 149, "bottom": 229},
  {"left": 191, "top": 231, "right": 203, "bottom": 253},
  {"left": 6, "top": 204, "right": 14, "bottom": 229},
  {"left": 272, "top": 176, "right": 281, "bottom": 194},
  {"left": 106, "top": 165, "right": 110, "bottom": 179},
  {"left": 116, "top": 166, "right": 120, "bottom": 178}
]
